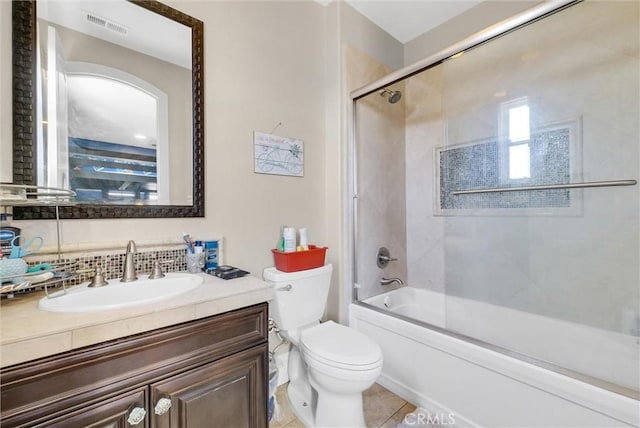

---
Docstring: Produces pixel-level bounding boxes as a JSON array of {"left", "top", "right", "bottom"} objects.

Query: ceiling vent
[{"left": 85, "top": 12, "right": 128, "bottom": 36}]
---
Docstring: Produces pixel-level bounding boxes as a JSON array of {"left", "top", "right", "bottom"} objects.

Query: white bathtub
[{"left": 350, "top": 287, "right": 640, "bottom": 427}]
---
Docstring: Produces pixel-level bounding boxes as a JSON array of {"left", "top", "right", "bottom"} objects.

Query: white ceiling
[
  {"left": 342, "top": 0, "right": 484, "bottom": 43},
  {"left": 41, "top": 0, "right": 485, "bottom": 148},
  {"left": 37, "top": 1, "right": 189, "bottom": 147},
  {"left": 37, "top": 0, "right": 191, "bottom": 69}
]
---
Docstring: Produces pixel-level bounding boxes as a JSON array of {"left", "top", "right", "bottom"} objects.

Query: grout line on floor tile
[{"left": 270, "top": 382, "right": 415, "bottom": 428}]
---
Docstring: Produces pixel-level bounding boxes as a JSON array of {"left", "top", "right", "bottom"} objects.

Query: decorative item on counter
[
  {"left": 206, "top": 264, "right": 249, "bottom": 280},
  {"left": 0, "top": 256, "right": 28, "bottom": 283},
  {"left": 186, "top": 251, "right": 205, "bottom": 273},
  {"left": 9, "top": 235, "right": 43, "bottom": 259},
  {"left": 0, "top": 214, "right": 20, "bottom": 257},
  {"left": 27, "top": 263, "right": 52, "bottom": 273},
  {"left": 29, "top": 271, "right": 55, "bottom": 284}
]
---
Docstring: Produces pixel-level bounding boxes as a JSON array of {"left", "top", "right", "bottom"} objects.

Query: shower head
[{"left": 379, "top": 88, "right": 402, "bottom": 104}]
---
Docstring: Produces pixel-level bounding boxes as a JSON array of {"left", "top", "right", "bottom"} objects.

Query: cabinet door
[
  {"left": 150, "top": 344, "right": 267, "bottom": 428},
  {"left": 35, "top": 387, "right": 148, "bottom": 428}
]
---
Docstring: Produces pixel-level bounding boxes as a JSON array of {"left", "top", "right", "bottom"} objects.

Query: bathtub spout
[{"left": 380, "top": 277, "right": 404, "bottom": 286}]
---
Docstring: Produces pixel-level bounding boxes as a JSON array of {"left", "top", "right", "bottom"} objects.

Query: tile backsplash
[{"left": 16, "top": 244, "right": 192, "bottom": 295}]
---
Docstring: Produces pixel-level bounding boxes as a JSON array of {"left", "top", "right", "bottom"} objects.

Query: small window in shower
[
  {"left": 435, "top": 114, "right": 583, "bottom": 216},
  {"left": 509, "top": 144, "right": 530, "bottom": 179},
  {"left": 503, "top": 99, "right": 531, "bottom": 180}
]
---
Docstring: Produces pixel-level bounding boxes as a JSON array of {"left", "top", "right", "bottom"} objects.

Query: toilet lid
[{"left": 300, "top": 321, "right": 382, "bottom": 369}]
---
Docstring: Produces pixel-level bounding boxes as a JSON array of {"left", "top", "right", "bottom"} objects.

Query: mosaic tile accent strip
[
  {"left": 7, "top": 246, "right": 191, "bottom": 296},
  {"left": 439, "top": 127, "right": 572, "bottom": 211}
]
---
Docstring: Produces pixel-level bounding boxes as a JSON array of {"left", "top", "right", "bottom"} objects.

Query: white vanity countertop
[{"left": 0, "top": 273, "right": 274, "bottom": 368}]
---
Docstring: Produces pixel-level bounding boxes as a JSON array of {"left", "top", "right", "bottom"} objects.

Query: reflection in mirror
[{"left": 12, "top": 0, "right": 204, "bottom": 219}]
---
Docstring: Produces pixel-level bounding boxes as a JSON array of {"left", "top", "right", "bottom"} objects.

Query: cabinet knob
[
  {"left": 127, "top": 407, "right": 146, "bottom": 425},
  {"left": 154, "top": 397, "right": 172, "bottom": 415}
]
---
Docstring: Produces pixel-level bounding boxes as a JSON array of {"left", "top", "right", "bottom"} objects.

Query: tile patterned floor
[{"left": 269, "top": 382, "right": 416, "bottom": 428}]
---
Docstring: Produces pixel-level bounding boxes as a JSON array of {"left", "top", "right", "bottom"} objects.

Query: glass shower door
[{"left": 437, "top": 0, "right": 639, "bottom": 392}]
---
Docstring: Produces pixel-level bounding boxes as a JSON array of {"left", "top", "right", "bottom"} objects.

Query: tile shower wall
[
  {"left": 404, "top": 0, "right": 639, "bottom": 335},
  {"left": 405, "top": 65, "right": 445, "bottom": 293},
  {"left": 347, "top": 45, "right": 407, "bottom": 301}
]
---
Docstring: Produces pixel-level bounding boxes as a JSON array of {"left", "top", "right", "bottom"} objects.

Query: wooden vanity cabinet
[
  {"left": 150, "top": 345, "right": 264, "bottom": 428},
  {"left": 31, "top": 387, "right": 149, "bottom": 428},
  {"left": 0, "top": 303, "right": 268, "bottom": 428}
]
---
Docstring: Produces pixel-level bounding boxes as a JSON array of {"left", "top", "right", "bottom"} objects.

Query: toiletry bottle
[
  {"left": 0, "top": 214, "right": 20, "bottom": 257},
  {"left": 298, "top": 228, "right": 309, "bottom": 251},
  {"left": 277, "top": 226, "right": 286, "bottom": 252},
  {"left": 283, "top": 227, "right": 296, "bottom": 253},
  {"left": 204, "top": 240, "right": 219, "bottom": 269}
]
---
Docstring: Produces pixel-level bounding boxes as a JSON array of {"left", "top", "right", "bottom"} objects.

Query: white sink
[{"left": 38, "top": 273, "right": 203, "bottom": 313}]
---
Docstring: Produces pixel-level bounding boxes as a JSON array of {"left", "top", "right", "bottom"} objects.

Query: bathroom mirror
[{"left": 11, "top": 0, "right": 204, "bottom": 219}]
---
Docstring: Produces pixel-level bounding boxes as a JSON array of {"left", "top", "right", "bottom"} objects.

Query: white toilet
[{"left": 264, "top": 264, "right": 383, "bottom": 428}]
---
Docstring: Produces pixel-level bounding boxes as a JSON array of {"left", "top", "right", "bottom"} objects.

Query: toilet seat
[{"left": 300, "top": 321, "right": 383, "bottom": 371}]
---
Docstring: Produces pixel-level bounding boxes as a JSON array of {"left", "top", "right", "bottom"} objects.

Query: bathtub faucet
[{"left": 380, "top": 277, "right": 404, "bottom": 286}]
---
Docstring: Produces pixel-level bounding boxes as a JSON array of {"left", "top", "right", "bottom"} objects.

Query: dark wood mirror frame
[{"left": 11, "top": 0, "right": 204, "bottom": 219}]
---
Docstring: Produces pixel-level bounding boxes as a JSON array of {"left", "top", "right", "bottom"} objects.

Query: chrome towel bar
[{"left": 452, "top": 179, "right": 637, "bottom": 195}]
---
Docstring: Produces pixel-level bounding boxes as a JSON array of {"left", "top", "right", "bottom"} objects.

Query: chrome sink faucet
[{"left": 121, "top": 240, "right": 138, "bottom": 282}]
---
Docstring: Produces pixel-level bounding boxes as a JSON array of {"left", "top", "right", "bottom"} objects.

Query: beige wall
[
  {"left": 322, "top": 1, "right": 343, "bottom": 321},
  {"left": 404, "top": 0, "right": 541, "bottom": 66},
  {"left": 339, "top": 2, "right": 404, "bottom": 71},
  {"left": 1, "top": 0, "right": 404, "bottom": 324},
  {"left": 0, "top": 0, "right": 11, "bottom": 183},
  {"left": 2, "top": 1, "right": 330, "bottom": 292}
]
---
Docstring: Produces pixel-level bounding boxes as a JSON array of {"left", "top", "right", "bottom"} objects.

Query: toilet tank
[{"left": 263, "top": 264, "right": 333, "bottom": 331}]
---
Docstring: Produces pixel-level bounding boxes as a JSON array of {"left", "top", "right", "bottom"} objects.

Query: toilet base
[
  {"left": 286, "top": 381, "right": 315, "bottom": 427},
  {"left": 286, "top": 346, "right": 316, "bottom": 427},
  {"left": 309, "top": 378, "right": 367, "bottom": 428},
  {"left": 285, "top": 345, "right": 369, "bottom": 427}
]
